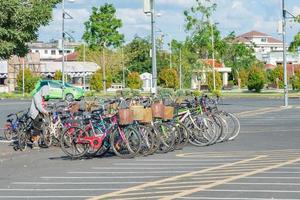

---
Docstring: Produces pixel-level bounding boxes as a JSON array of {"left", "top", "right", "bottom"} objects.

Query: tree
[
  {"left": 292, "top": 70, "right": 300, "bottom": 90},
  {"left": 16, "top": 68, "right": 40, "bottom": 93},
  {"left": 127, "top": 72, "right": 142, "bottom": 89},
  {"left": 247, "top": 66, "right": 265, "bottom": 93},
  {"left": 53, "top": 70, "right": 62, "bottom": 80},
  {"left": 159, "top": 68, "right": 179, "bottom": 89},
  {"left": 0, "top": 0, "right": 61, "bottom": 59},
  {"left": 235, "top": 68, "right": 249, "bottom": 88},
  {"left": 268, "top": 66, "right": 284, "bottom": 88},
  {"left": 125, "top": 36, "right": 151, "bottom": 74},
  {"left": 83, "top": 4, "right": 124, "bottom": 48},
  {"left": 89, "top": 69, "right": 112, "bottom": 91},
  {"left": 289, "top": 15, "right": 300, "bottom": 52},
  {"left": 207, "top": 71, "right": 222, "bottom": 91}
]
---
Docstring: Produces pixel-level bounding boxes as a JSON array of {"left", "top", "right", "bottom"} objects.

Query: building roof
[
  {"left": 237, "top": 30, "right": 283, "bottom": 44},
  {"left": 239, "top": 30, "right": 269, "bottom": 38},
  {"left": 202, "top": 59, "right": 224, "bottom": 68},
  {"left": 56, "top": 52, "right": 79, "bottom": 62}
]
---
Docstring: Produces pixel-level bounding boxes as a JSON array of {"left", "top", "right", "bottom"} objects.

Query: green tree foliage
[
  {"left": 207, "top": 71, "right": 222, "bottom": 91},
  {"left": 0, "top": 0, "right": 61, "bottom": 59},
  {"left": 289, "top": 32, "right": 300, "bottom": 52},
  {"left": 247, "top": 66, "right": 265, "bottom": 93},
  {"left": 83, "top": 4, "right": 124, "bottom": 48},
  {"left": 268, "top": 66, "right": 284, "bottom": 88},
  {"left": 235, "top": 68, "right": 249, "bottom": 88},
  {"left": 127, "top": 72, "right": 142, "bottom": 89},
  {"left": 125, "top": 36, "right": 151, "bottom": 74},
  {"left": 16, "top": 68, "right": 40, "bottom": 93},
  {"left": 89, "top": 69, "right": 112, "bottom": 91},
  {"left": 159, "top": 68, "right": 179, "bottom": 89},
  {"left": 292, "top": 70, "right": 300, "bottom": 90},
  {"left": 53, "top": 70, "right": 62, "bottom": 80}
]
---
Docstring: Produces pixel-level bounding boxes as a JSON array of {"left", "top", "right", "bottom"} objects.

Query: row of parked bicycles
[{"left": 3, "top": 94, "right": 240, "bottom": 159}]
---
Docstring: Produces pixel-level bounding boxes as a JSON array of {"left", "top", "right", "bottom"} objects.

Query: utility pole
[
  {"left": 62, "top": 0, "right": 65, "bottom": 98},
  {"left": 179, "top": 47, "right": 182, "bottom": 89},
  {"left": 22, "top": 57, "right": 25, "bottom": 97},
  {"left": 83, "top": 42, "right": 86, "bottom": 92},
  {"left": 151, "top": 0, "right": 157, "bottom": 94},
  {"left": 122, "top": 47, "right": 125, "bottom": 88},
  {"left": 282, "top": 0, "right": 288, "bottom": 107},
  {"left": 102, "top": 45, "right": 106, "bottom": 93},
  {"left": 211, "top": 20, "right": 216, "bottom": 91}
]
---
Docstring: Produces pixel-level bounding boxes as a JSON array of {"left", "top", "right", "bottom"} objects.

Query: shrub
[
  {"left": 247, "top": 66, "right": 265, "bottom": 93},
  {"left": 207, "top": 71, "right": 222, "bottom": 91},
  {"left": 292, "top": 70, "right": 300, "bottom": 90},
  {"left": 158, "top": 87, "right": 174, "bottom": 97},
  {"left": 53, "top": 70, "right": 62, "bottom": 80},
  {"left": 16, "top": 68, "right": 40, "bottom": 93},
  {"left": 234, "top": 68, "right": 249, "bottom": 88},
  {"left": 127, "top": 72, "right": 142, "bottom": 89},
  {"left": 211, "top": 90, "right": 222, "bottom": 97},
  {"left": 193, "top": 90, "right": 202, "bottom": 97},
  {"left": 90, "top": 69, "right": 112, "bottom": 92},
  {"left": 159, "top": 68, "right": 179, "bottom": 89},
  {"left": 268, "top": 66, "right": 284, "bottom": 88}
]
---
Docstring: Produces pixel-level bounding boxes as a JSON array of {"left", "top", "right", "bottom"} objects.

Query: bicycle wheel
[
  {"left": 145, "top": 124, "right": 161, "bottom": 155},
  {"left": 3, "top": 128, "right": 13, "bottom": 141},
  {"left": 225, "top": 112, "right": 240, "bottom": 141},
  {"left": 17, "top": 128, "right": 27, "bottom": 151},
  {"left": 41, "top": 126, "right": 52, "bottom": 148},
  {"left": 60, "top": 126, "right": 89, "bottom": 159},
  {"left": 137, "top": 124, "right": 155, "bottom": 156},
  {"left": 174, "top": 122, "right": 189, "bottom": 150},
  {"left": 187, "top": 115, "right": 217, "bottom": 147},
  {"left": 155, "top": 122, "right": 175, "bottom": 153},
  {"left": 110, "top": 126, "right": 142, "bottom": 159}
]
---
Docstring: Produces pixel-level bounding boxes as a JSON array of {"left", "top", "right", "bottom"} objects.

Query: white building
[
  {"left": 28, "top": 40, "right": 81, "bottom": 61},
  {"left": 236, "top": 30, "right": 284, "bottom": 54},
  {"left": 236, "top": 30, "right": 300, "bottom": 67}
]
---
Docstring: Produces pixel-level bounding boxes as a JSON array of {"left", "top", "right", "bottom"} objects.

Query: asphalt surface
[{"left": 0, "top": 98, "right": 300, "bottom": 200}]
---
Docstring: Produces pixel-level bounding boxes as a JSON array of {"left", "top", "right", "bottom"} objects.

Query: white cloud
[
  {"left": 157, "top": 0, "right": 194, "bottom": 7},
  {"left": 293, "top": 6, "right": 300, "bottom": 15}
]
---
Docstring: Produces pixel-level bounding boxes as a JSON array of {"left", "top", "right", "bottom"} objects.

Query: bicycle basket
[
  {"left": 118, "top": 109, "right": 134, "bottom": 125},
  {"left": 130, "top": 105, "right": 144, "bottom": 121},
  {"left": 151, "top": 102, "right": 164, "bottom": 118}
]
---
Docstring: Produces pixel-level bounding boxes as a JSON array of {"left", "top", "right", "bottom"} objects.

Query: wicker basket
[
  {"left": 118, "top": 109, "right": 133, "bottom": 125},
  {"left": 163, "top": 106, "right": 174, "bottom": 120},
  {"left": 130, "top": 105, "right": 144, "bottom": 121},
  {"left": 141, "top": 108, "right": 153, "bottom": 123},
  {"left": 151, "top": 102, "right": 164, "bottom": 118}
]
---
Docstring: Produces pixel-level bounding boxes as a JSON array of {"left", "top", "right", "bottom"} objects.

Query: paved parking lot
[{"left": 0, "top": 98, "right": 300, "bottom": 200}]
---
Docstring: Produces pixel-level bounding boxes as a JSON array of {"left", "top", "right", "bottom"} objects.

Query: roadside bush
[
  {"left": 292, "top": 70, "right": 300, "bottom": 90},
  {"left": 127, "top": 72, "right": 142, "bottom": 89},
  {"left": 90, "top": 69, "right": 112, "bottom": 92},
  {"left": 247, "top": 66, "right": 265, "bottom": 93},
  {"left": 158, "top": 87, "right": 174, "bottom": 97},
  {"left": 207, "top": 71, "right": 222, "bottom": 91},
  {"left": 234, "top": 68, "right": 249, "bottom": 88},
  {"left": 159, "top": 68, "right": 179, "bottom": 89},
  {"left": 16, "top": 68, "right": 40, "bottom": 93},
  {"left": 268, "top": 66, "right": 284, "bottom": 88},
  {"left": 53, "top": 70, "right": 62, "bottom": 80}
]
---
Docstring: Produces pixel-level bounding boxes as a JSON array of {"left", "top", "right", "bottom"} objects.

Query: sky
[{"left": 38, "top": 0, "right": 300, "bottom": 46}]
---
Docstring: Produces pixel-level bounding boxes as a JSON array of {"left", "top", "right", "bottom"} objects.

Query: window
[
  {"left": 49, "top": 81, "right": 62, "bottom": 89},
  {"left": 51, "top": 50, "right": 56, "bottom": 55},
  {"left": 59, "top": 50, "right": 63, "bottom": 55},
  {"left": 261, "top": 38, "right": 267, "bottom": 42},
  {"left": 0, "top": 78, "right": 5, "bottom": 85},
  {"left": 35, "top": 50, "right": 39, "bottom": 53},
  {"left": 66, "top": 50, "right": 71, "bottom": 53},
  {"left": 44, "top": 50, "right": 48, "bottom": 54}
]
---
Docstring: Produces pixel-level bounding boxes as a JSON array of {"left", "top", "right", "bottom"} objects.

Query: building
[
  {"left": 236, "top": 30, "right": 300, "bottom": 70},
  {"left": 235, "top": 30, "right": 284, "bottom": 54},
  {"left": 28, "top": 40, "right": 81, "bottom": 61},
  {"left": 191, "top": 59, "right": 231, "bottom": 90}
]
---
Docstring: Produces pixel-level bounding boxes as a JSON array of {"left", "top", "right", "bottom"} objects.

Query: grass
[{"left": 0, "top": 92, "right": 32, "bottom": 99}]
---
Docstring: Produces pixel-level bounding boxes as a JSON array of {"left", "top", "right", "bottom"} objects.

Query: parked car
[{"left": 32, "top": 80, "right": 84, "bottom": 101}]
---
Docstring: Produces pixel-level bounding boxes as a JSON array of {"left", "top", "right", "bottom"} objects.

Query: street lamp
[
  {"left": 144, "top": 0, "right": 157, "bottom": 94},
  {"left": 281, "top": 0, "right": 297, "bottom": 107},
  {"left": 61, "top": 0, "right": 74, "bottom": 98}
]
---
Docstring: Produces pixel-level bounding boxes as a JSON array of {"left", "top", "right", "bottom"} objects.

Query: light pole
[
  {"left": 61, "top": 0, "right": 74, "bottom": 98},
  {"left": 83, "top": 42, "right": 86, "bottom": 91},
  {"left": 211, "top": 20, "right": 216, "bottom": 91},
  {"left": 179, "top": 45, "right": 182, "bottom": 89},
  {"left": 151, "top": 0, "right": 157, "bottom": 94},
  {"left": 281, "top": 0, "right": 297, "bottom": 107}
]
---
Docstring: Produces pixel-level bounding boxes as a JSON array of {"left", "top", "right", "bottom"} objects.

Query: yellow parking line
[
  {"left": 88, "top": 155, "right": 266, "bottom": 200},
  {"left": 159, "top": 157, "right": 300, "bottom": 200}
]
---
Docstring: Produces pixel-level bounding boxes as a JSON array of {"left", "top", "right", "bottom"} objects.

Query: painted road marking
[
  {"left": 226, "top": 182, "right": 300, "bottom": 186},
  {"left": 178, "top": 197, "right": 300, "bottom": 200},
  {"left": 12, "top": 182, "right": 145, "bottom": 185},
  {"left": 205, "top": 189, "right": 300, "bottom": 193},
  {"left": 40, "top": 176, "right": 167, "bottom": 179},
  {"left": 87, "top": 155, "right": 265, "bottom": 200},
  {"left": 159, "top": 157, "right": 300, "bottom": 200},
  {"left": 237, "top": 107, "right": 289, "bottom": 118}
]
